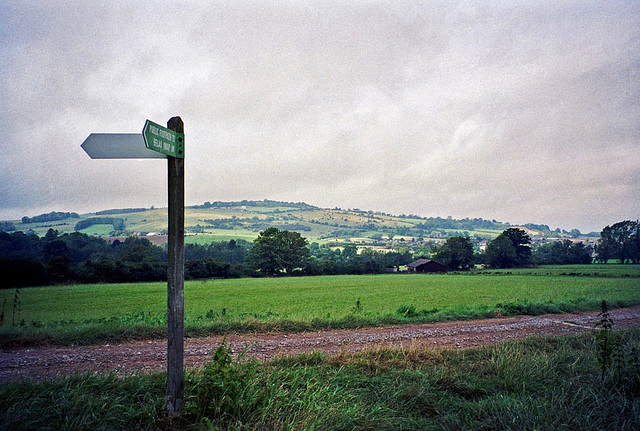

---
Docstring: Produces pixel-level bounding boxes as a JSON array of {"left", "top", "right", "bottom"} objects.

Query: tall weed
[
  {"left": 596, "top": 300, "right": 640, "bottom": 397},
  {"left": 595, "top": 300, "right": 615, "bottom": 380},
  {"left": 12, "top": 288, "right": 21, "bottom": 326},
  {"left": 185, "top": 342, "right": 263, "bottom": 427}
]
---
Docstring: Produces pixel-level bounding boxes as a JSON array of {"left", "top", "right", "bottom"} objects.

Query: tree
[
  {"left": 567, "top": 242, "right": 593, "bottom": 264},
  {"left": 43, "top": 239, "right": 72, "bottom": 282},
  {"left": 341, "top": 244, "right": 358, "bottom": 262},
  {"left": 596, "top": 220, "right": 639, "bottom": 264},
  {"left": 484, "top": 234, "right": 518, "bottom": 268},
  {"left": 533, "top": 240, "right": 592, "bottom": 265},
  {"left": 434, "top": 236, "right": 474, "bottom": 270},
  {"left": 246, "top": 227, "right": 310, "bottom": 275},
  {"left": 44, "top": 228, "right": 59, "bottom": 241},
  {"left": 484, "top": 228, "right": 533, "bottom": 268},
  {"left": 594, "top": 238, "right": 614, "bottom": 264},
  {"left": 501, "top": 228, "right": 532, "bottom": 266}
]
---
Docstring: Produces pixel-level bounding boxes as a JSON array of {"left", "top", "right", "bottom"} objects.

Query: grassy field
[
  {"left": 1, "top": 265, "right": 638, "bottom": 346},
  {"left": 2, "top": 330, "right": 639, "bottom": 430},
  {"left": 77, "top": 223, "right": 115, "bottom": 236},
  {"left": 184, "top": 231, "right": 258, "bottom": 244},
  {"left": 477, "top": 264, "right": 640, "bottom": 277}
]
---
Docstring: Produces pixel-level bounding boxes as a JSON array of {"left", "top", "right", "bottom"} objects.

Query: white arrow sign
[{"left": 81, "top": 133, "right": 167, "bottom": 159}]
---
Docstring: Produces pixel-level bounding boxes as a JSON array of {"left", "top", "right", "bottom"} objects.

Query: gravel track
[{"left": 2, "top": 306, "right": 640, "bottom": 383}]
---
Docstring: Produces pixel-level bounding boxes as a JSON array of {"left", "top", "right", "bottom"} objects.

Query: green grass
[
  {"left": 185, "top": 231, "right": 258, "bottom": 244},
  {"left": 78, "top": 224, "right": 115, "bottom": 236},
  {"left": 2, "top": 330, "right": 639, "bottom": 430},
  {"left": 1, "top": 266, "right": 639, "bottom": 346},
  {"left": 478, "top": 264, "right": 640, "bottom": 278}
]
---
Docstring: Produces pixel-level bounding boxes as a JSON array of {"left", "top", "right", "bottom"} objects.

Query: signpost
[{"left": 81, "top": 117, "right": 186, "bottom": 416}]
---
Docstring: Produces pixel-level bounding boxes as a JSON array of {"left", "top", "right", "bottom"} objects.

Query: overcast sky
[{"left": 1, "top": 1, "right": 638, "bottom": 232}]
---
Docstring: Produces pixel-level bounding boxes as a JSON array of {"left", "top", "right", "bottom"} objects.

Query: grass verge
[
  {"left": 1, "top": 329, "right": 639, "bottom": 430},
  {"left": 1, "top": 296, "right": 638, "bottom": 348}
]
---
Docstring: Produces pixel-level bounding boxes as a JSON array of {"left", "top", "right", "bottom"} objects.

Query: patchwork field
[{"left": 8, "top": 200, "right": 597, "bottom": 248}]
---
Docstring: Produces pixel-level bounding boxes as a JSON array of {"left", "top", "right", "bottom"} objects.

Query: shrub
[
  {"left": 396, "top": 304, "right": 418, "bottom": 317},
  {"left": 186, "top": 342, "right": 263, "bottom": 426}
]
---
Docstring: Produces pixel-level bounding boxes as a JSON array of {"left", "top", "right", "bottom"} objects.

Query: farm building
[{"left": 407, "top": 259, "right": 447, "bottom": 273}]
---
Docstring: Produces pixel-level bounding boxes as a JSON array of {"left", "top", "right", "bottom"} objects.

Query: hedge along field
[{"left": 1, "top": 266, "right": 639, "bottom": 344}]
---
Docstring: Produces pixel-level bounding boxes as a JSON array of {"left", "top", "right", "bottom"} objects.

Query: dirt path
[{"left": 2, "top": 306, "right": 640, "bottom": 383}]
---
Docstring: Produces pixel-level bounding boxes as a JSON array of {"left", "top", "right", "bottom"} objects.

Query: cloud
[{"left": 1, "top": 1, "right": 638, "bottom": 232}]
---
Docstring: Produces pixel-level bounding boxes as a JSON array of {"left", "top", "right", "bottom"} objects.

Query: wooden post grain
[{"left": 166, "top": 116, "right": 185, "bottom": 416}]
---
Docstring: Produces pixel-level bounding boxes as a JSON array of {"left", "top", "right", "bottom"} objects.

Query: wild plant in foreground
[
  {"left": 595, "top": 300, "right": 615, "bottom": 381},
  {"left": 12, "top": 288, "right": 21, "bottom": 326},
  {"left": 185, "top": 341, "right": 262, "bottom": 427},
  {"left": 595, "top": 299, "right": 640, "bottom": 396}
]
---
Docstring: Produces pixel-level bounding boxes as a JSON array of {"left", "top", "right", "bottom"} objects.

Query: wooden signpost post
[
  {"left": 82, "top": 117, "right": 186, "bottom": 416},
  {"left": 162, "top": 117, "right": 185, "bottom": 416}
]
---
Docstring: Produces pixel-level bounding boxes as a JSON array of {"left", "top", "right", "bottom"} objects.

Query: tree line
[
  {"left": 0, "top": 229, "right": 249, "bottom": 288},
  {"left": 0, "top": 227, "right": 412, "bottom": 288},
  {"left": 1, "top": 220, "right": 637, "bottom": 288},
  {"left": 21, "top": 211, "right": 79, "bottom": 224},
  {"left": 431, "top": 228, "right": 593, "bottom": 270},
  {"left": 431, "top": 221, "right": 639, "bottom": 269},
  {"left": 241, "top": 226, "right": 595, "bottom": 275}
]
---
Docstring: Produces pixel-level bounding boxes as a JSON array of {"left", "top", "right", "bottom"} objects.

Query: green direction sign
[{"left": 143, "top": 120, "right": 185, "bottom": 159}]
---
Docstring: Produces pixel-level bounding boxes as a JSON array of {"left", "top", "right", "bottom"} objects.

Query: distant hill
[{"left": 4, "top": 200, "right": 597, "bottom": 250}]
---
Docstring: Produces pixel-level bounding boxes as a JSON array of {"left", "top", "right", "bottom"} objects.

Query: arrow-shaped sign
[
  {"left": 143, "top": 120, "right": 185, "bottom": 159},
  {"left": 81, "top": 133, "right": 166, "bottom": 159}
]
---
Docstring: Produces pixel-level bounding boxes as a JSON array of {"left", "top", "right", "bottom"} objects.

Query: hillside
[{"left": 2, "top": 200, "right": 597, "bottom": 251}]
